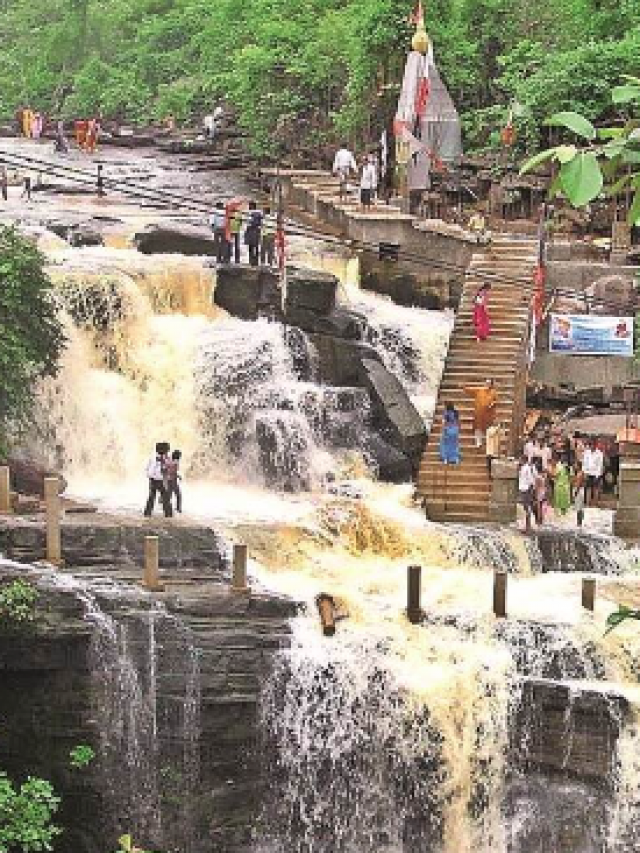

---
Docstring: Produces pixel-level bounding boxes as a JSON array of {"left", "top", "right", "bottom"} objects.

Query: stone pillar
[
  {"left": 44, "top": 476, "right": 62, "bottom": 567},
  {"left": 143, "top": 535, "right": 165, "bottom": 592},
  {"left": 488, "top": 458, "right": 519, "bottom": 523},
  {"left": 232, "top": 543, "right": 249, "bottom": 594},
  {"left": 0, "top": 466, "right": 12, "bottom": 514},
  {"left": 613, "top": 460, "right": 640, "bottom": 539}
]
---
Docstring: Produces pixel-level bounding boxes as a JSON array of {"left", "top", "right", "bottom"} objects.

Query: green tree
[
  {"left": 520, "top": 78, "right": 640, "bottom": 225},
  {"left": 0, "top": 228, "right": 66, "bottom": 451},
  {"left": 0, "top": 774, "right": 61, "bottom": 853}
]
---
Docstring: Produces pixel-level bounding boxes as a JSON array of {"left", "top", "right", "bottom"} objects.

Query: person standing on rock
[
  {"left": 582, "top": 438, "right": 604, "bottom": 506},
  {"left": 573, "top": 463, "right": 587, "bottom": 528},
  {"left": 465, "top": 379, "right": 497, "bottom": 449},
  {"left": 333, "top": 143, "right": 357, "bottom": 202},
  {"left": 553, "top": 457, "right": 571, "bottom": 516},
  {"left": 439, "top": 402, "right": 461, "bottom": 465},
  {"left": 144, "top": 443, "right": 173, "bottom": 518},
  {"left": 166, "top": 450, "right": 183, "bottom": 514},
  {"left": 260, "top": 206, "right": 276, "bottom": 267},
  {"left": 472, "top": 283, "right": 492, "bottom": 342},
  {"left": 54, "top": 120, "right": 69, "bottom": 154},
  {"left": 518, "top": 455, "right": 537, "bottom": 533},
  {"left": 210, "top": 202, "right": 228, "bottom": 264},
  {"left": 228, "top": 205, "right": 243, "bottom": 263},
  {"left": 0, "top": 168, "right": 8, "bottom": 202},
  {"left": 359, "top": 155, "right": 377, "bottom": 213},
  {"left": 244, "top": 201, "right": 263, "bottom": 267},
  {"left": 21, "top": 174, "right": 32, "bottom": 203}
]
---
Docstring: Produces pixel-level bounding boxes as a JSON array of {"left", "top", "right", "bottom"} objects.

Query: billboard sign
[{"left": 549, "top": 314, "right": 634, "bottom": 357}]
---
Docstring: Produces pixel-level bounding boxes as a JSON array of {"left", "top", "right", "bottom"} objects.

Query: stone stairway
[{"left": 417, "top": 235, "right": 538, "bottom": 522}]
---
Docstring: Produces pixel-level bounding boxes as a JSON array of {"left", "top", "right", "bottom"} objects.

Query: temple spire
[{"left": 410, "top": 1, "right": 429, "bottom": 55}]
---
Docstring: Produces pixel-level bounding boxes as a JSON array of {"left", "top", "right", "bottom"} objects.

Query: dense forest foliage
[{"left": 0, "top": 0, "right": 638, "bottom": 155}]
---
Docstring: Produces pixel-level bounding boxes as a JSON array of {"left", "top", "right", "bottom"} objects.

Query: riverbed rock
[
  {"left": 284, "top": 305, "right": 366, "bottom": 339},
  {"left": 0, "top": 558, "right": 296, "bottom": 853},
  {"left": 134, "top": 224, "right": 218, "bottom": 256},
  {"left": 362, "top": 431, "right": 413, "bottom": 482},
  {"left": 6, "top": 458, "right": 67, "bottom": 497},
  {"left": 0, "top": 516, "right": 227, "bottom": 573},
  {"left": 47, "top": 218, "right": 104, "bottom": 246},
  {"left": 308, "top": 334, "right": 381, "bottom": 386},
  {"left": 359, "top": 358, "right": 427, "bottom": 465},
  {"left": 284, "top": 267, "right": 338, "bottom": 315},
  {"left": 214, "top": 265, "right": 281, "bottom": 320}
]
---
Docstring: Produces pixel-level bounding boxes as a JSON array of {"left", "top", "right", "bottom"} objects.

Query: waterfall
[
  {"left": 38, "top": 570, "right": 201, "bottom": 851},
  {"left": 30, "top": 250, "right": 450, "bottom": 501}
]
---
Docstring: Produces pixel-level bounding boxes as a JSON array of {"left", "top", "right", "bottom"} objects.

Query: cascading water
[
  {"left": 36, "top": 569, "right": 201, "bottom": 852},
  {"left": 15, "top": 222, "right": 640, "bottom": 853},
  {"left": 30, "top": 245, "right": 450, "bottom": 503}
]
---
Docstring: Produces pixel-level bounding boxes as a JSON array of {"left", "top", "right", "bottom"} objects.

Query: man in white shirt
[
  {"left": 582, "top": 439, "right": 604, "bottom": 506},
  {"left": 209, "top": 202, "right": 228, "bottom": 263},
  {"left": 360, "top": 156, "right": 378, "bottom": 212},
  {"left": 333, "top": 145, "right": 357, "bottom": 201},
  {"left": 518, "top": 456, "right": 537, "bottom": 533},
  {"left": 524, "top": 435, "right": 536, "bottom": 463},
  {"left": 144, "top": 443, "right": 173, "bottom": 518}
]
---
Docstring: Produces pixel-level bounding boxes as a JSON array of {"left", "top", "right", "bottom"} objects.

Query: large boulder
[
  {"left": 285, "top": 268, "right": 338, "bottom": 315},
  {"left": 359, "top": 358, "right": 426, "bottom": 465},
  {"left": 47, "top": 218, "right": 104, "bottom": 247},
  {"left": 134, "top": 224, "right": 217, "bottom": 256},
  {"left": 308, "top": 334, "right": 381, "bottom": 387},
  {"left": 284, "top": 306, "right": 367, "bottom": 339},
  {"left": 361, "top": 431, "right": 413, "bottom": 483},
  {"left": 214, "top": 265, "right": 281, "bottom": 320}
]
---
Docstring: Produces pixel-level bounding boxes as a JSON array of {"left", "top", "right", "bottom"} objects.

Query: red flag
[
  {"left": 414, "top": 77, "right": 429, "bottom": 118},
  {"left": 276, "top": 224, "right": 286, "bottom": 273},
  {"left": 532, "top": 264, "right": 546, "bottom": 325}
]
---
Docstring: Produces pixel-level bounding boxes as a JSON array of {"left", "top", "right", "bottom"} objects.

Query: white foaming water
[
  {"left": 31, "top": 246, "right": 450, "bottom": 506},
  {"left": 21, "top": 242, "right": 640, "bottom": 852}
]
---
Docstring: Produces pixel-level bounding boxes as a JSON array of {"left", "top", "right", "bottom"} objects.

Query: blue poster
[{"left": 549, "top": 314, "right": 634, "bottom": 357}]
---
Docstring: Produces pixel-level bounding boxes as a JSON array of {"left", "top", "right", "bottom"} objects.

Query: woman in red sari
[{"left": 473, "top": 283, "right": 492, "bottom": 342}]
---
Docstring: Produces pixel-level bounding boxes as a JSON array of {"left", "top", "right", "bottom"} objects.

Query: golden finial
[{"left": 410, "top": 2, "right": 429, "bottom": 54}]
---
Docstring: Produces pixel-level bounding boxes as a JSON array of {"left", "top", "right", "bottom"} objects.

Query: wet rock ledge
[{"left": 0, "top": 513, "right": 297, "bottom": 853}]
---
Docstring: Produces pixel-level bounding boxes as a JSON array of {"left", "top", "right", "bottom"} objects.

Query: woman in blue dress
[{"left": 439, "top": 402, "right": 461, "bottom": 465}]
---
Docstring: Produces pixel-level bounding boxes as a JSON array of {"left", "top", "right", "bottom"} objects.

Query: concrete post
[
  {"left": 582, "top": 578, "right": 596, "bottom": 613},
  {"left": 143, "top": 535, "right": 164, "bottom": 592},
  {"left": 0, "top": 466, "right": 12, "bottom": 514},
  {"left": 407, "top": 565, "right": 422, "bottom": 624},
  {"left": 613, "top": 460, "right": 640, "bottom": 539},
  {"left": 232, "top": 543, "right": 249, "bottom": 593},
  {"left": 488, "top": 459, "right": 519, "bottom": 524},
  {"left": 44, "top": 476, "right": 62, "bottom": 567},
  {"left": 493, "top": 571, "right": 507, "bottom": 618}
]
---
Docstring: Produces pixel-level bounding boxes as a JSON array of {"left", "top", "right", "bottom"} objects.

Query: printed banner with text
[{"left": 549, "top": 314, "right": 634, "bottom": 356}]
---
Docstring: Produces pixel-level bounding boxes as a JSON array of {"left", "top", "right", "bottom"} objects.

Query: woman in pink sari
[{"left": 473, "top": 283, "right": 491, "bottom": 342}]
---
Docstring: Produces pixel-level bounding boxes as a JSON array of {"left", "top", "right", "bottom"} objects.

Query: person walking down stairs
[
  {"left": 473, "top": 283, "right": 492, "bottom": 342},
  {"left": 439, "top": 403, "right": 461, "bottom": 465},
  {"left": 465, "top": 379, "right": 497, "bottom": 449}
]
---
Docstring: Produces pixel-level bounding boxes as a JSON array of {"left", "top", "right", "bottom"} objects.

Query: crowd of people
[
  {"left": 517, "top": 433, "right": 606, "bottom": 533},
  {"left": 144, "top": 443, "right": 183, "bottom": 518},
  {"left": 209, "top": 199, "right": 280, "bottom": 267},
  {"left": 14, "top": 107, "right": 100, "bottom": 155}
]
